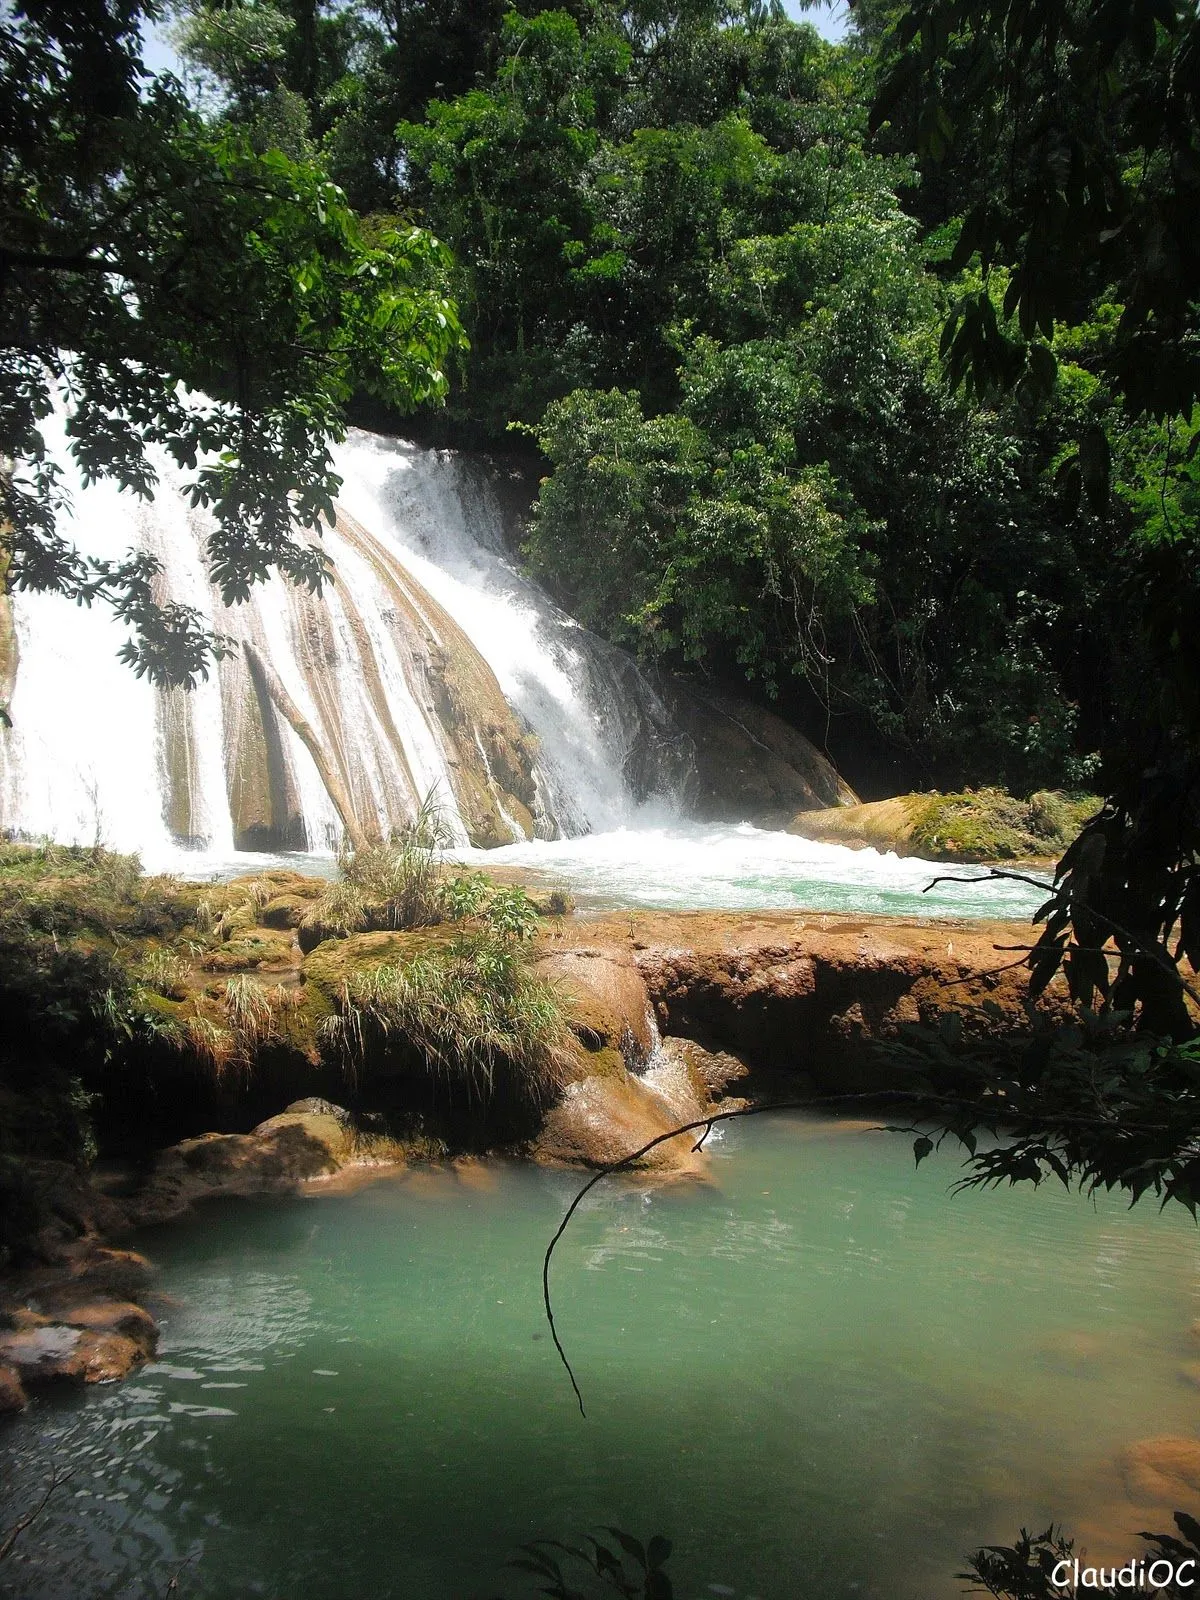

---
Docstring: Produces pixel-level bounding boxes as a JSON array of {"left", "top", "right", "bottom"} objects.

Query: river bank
[{"left": 0, "top": 836, "right": 1059, "bottom": 1414}]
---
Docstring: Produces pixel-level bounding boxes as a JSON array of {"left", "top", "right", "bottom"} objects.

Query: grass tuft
[
  {"left": 222, "top": 975, "right": 300, "bottom": 1064},
  {"left": 320, "top": 930, "right": 571, "bottom": 1109},
  {"left": 133, "top": 947, "right": 190, "bottom": 999}
]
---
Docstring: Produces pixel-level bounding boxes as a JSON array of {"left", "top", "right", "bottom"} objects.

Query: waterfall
[{"left": 0, "top": 422, "right": 690, "bottom": 861}]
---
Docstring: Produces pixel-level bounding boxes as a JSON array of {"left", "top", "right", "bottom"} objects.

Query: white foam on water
[{"left": 454, "top": 821, "right": 1047, "bottom": 918}]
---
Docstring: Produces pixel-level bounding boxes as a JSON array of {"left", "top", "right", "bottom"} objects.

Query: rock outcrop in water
[
  {"left": 0, "top": 1164, "right": 159, "bottom": 1411},
  {"left": 662, "top": 679, "right": 858, "bottom": 825},
  {"left": 129, "top": 1100, "right": 407, "bottom": 1223},
  {"left": 786, "top": 788, "right": 1099, "bottom": 863}
]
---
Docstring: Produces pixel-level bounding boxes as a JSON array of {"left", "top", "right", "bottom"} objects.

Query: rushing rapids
[{"left": 0, "top": 426, "right": 704, "bottom": 856}]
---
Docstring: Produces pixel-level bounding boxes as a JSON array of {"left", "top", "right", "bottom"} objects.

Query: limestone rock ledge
[
  {"left": 128, "top": 1100, "right": 407, "bottom": 1226},
  {"left": 0, "top": 1235, "right": 159, "bottom": 1411},
  {"left": 554, "top": 909, "right": 1061, "bottom": 1093}
]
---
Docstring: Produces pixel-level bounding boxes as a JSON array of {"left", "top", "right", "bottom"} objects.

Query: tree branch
[
  {"left": 921, "top": 867, "right": 1200, "bottom": 1011},
  {"left": 0, "top": 246, "right": 121, "bottom": 275},
  {"left": 0, "top": 1466, "right": 74, "bottom": 1564}
]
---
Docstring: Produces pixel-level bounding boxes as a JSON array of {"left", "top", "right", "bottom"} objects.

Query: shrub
[
  {"left": 320, "top": 930, "right": 571, "bottom": 1109},
  {"left": 484, "top": 885, "right": 541, "bottom": 941},
  {"left": 301, "top": 792, "right": 549, "bottom": 948}
]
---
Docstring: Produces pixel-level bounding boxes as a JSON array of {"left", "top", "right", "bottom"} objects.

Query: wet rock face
[
  {"left": 534, "top": 947, "right": 656, "bottom": 1076},
  {"left": 0, "top": 1322, "right": 151, "bottom": 1388},
  {"left": 549, "top": 910, "right": 1057, "bottom": 1091},
  {"left": 660, "top": 679, "right": 857, "bottom": 826},
  {"left": 533, "top": 1072, "right": 708, "bottom": 1173}
]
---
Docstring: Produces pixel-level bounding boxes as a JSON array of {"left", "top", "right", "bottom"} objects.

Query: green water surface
[{"left": 4, "top": 1115, "right": 1200, "bottom": 1600}]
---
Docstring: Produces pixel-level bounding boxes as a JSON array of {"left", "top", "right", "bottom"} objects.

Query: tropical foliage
[{"left": 0, "top": 0, "right": 464, "bottom": 686}]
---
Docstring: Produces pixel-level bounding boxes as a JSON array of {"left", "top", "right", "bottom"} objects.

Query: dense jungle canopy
[
  {"left": 1, "top": 0, "right": 1196, "bottom": 797},
  {"left": 167, "top": 0, "right": 1199, "bottom": 806},
  {"left": 2, "top": 0, "right": 1198, "bottom": 1016}
]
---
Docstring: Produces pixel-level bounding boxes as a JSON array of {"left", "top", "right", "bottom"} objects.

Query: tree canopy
[
  {"left": 5, "top": 0, "right": 1198, "bottom": 1015},
  {"left": 862, "top": 0, "right": 1200, "bottom": 1023},
  {"left": 0, "top": 0, "right": 465, "bottom": 689}
]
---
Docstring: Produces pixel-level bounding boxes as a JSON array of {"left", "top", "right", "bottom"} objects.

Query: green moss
[
  {"left": 317, "top": 929, "right": 572, "bottom": 1111},
  {"left": 0, "top": 844, "right": 574, "bottom": 1160},
  {"left": 908, "top": 788, "right": 1100, "bottom": 862},
  {"left": 201, "top": 927, "right": 297, "bottom": 973},
  {"left": 301, "top": 929, "right": 453, "bottom": 998}
]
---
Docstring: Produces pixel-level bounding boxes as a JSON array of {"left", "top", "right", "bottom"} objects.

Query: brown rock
[
  {"left": 534, "top": 1072, "right": 707, "bottom": 1173},
  {"left": 0, "top": 1158, "right": 131, "bottom": 1266},
  {"left": 535, "top": 948, "right": 655, "bottom": 1070},
  {"left": 129, "top": 1103, "right": 400, "bottom": 1222},
  {"left": 1, "top": 1307, "right": 51, "bottom": 1332},
  {"left": 0, "top": 1363, "right": 27, "bottom": 1412},
  {"left": 53, "top": 1300, "right": 158, "bottom": 1357},
  {"left": 74, "top": 1331, "right": 146, "bottom": 1384},
  {"left": 659, "top": 679, "right": 856, "bottom": 825},
  {"left": 657, "top": 1037, "right": 749, "bottom": 1101},
  {"left": 1122, "top": 1437, "right": 1200, "bottom": 1506},
  {"left": 0, "top": 1324, "right": 83, "bottom": 1383},
  {"left": 63, "top": 1248, "right": 153, "bottom": 1300},
  {"left": 0, "top": 1323, "right": 141, "bottom": 1386},
  {"left": 538, "top": 909, "right": 1060, "bottom": 1088},
  {"left": 161, "top": 1118, "right": 342, "bottom": 1190}
]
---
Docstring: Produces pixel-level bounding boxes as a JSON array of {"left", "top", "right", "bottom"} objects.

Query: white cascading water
[
  {"left": 328, "top": 430, "right": 690, "bottom": 835},
  {"left": 0, "top": 420, "right": 1043, "bottom": 919},
  {"left": 0, "top": 420, "right": 686, "bottom": 864}
]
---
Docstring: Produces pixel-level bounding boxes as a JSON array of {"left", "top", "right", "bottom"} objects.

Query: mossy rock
[
  {"left": 788, "top": 788, "right": 1100, "bottom": 863},
  {"left": 224, "top": 870, "right": 323, "bottom": 900},
  {"left": 260, "top": 894, "right": 314, "bottom": 930},
  {"left": 301, "top": 929, "right": 454, "bottom": 999},
  {"left": 201, "top": 927, "right": 297, "bottom": 973},
  {"left": 297, "top": 911, "right": 359, "bottom": 955},
  {"left": 533, "top": 949, "right": 654, "bottom": 1069},
  {"left": 908, "top": 788, "right": 1099, "bottom": 861},
  {"left": 217, "top": 902, "right": 258, "bottom": 941}
]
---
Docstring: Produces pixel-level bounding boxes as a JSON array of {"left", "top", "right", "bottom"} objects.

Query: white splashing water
[
  {"left": 455, "top": 822, "right": 1047, "bottom": 919},
  {"left": 0, "top": 423, "right": 1043, "bottom": 920},
  {"left": 328, "top": 431, "right": 687, "bottom": 834},
  {"left": 0, "top": 423, "right": 683, "bottom": 864}
]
